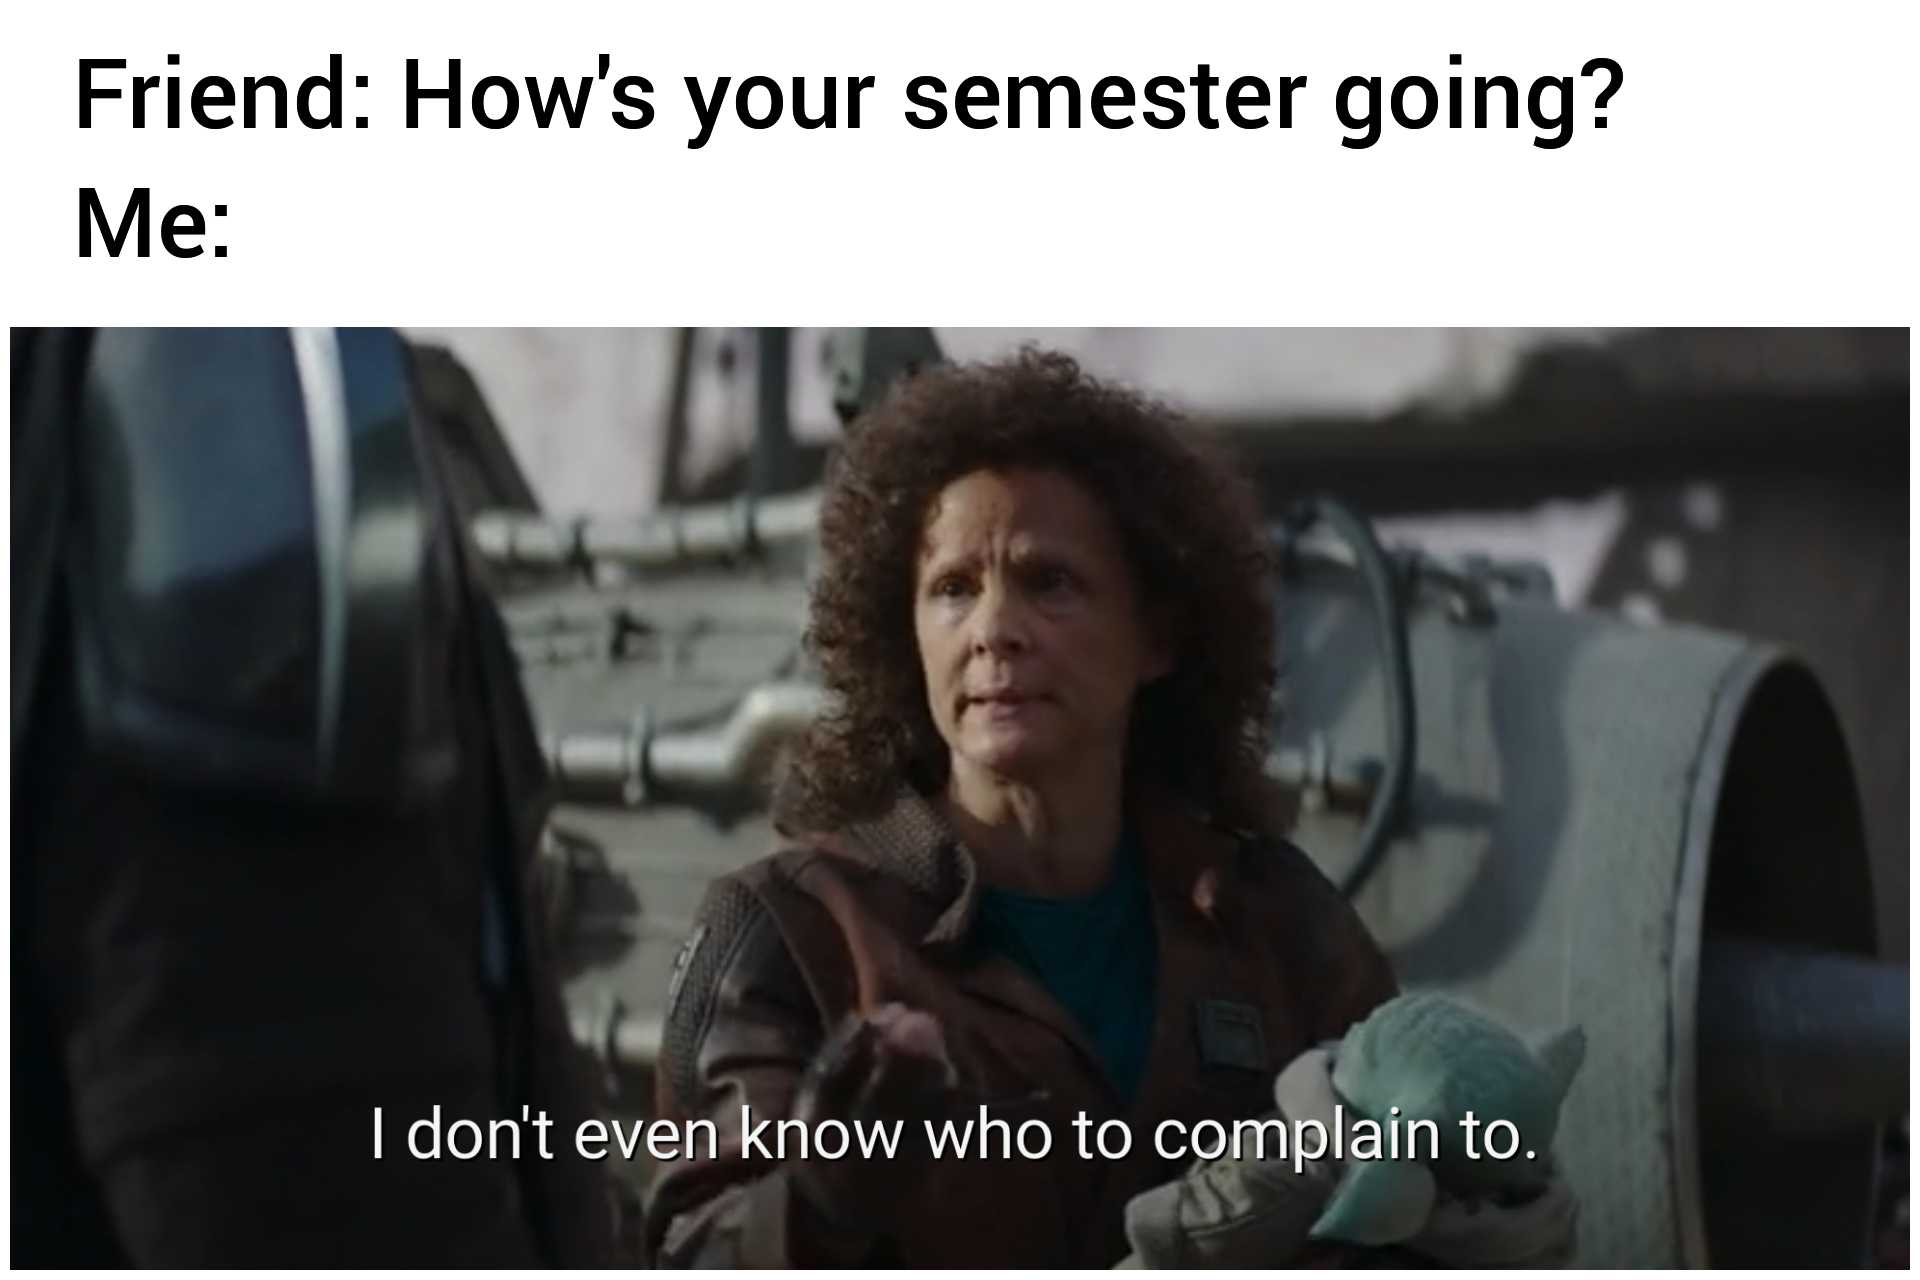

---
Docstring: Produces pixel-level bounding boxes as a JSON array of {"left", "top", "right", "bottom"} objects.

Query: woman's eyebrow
[
  {"left": 919, "top": 545, "right": 979, "bottom": 574},
  {"left": 1010, "top": 541, "right": 1085, "bottom": 568}
]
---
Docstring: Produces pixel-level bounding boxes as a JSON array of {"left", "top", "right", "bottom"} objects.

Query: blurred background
[
  {"left": 403, "top": 326, "right": 1908, "bottom": 1266},
  {"left": 411, "top": 326, "right": 1908, "bottom": 960}
]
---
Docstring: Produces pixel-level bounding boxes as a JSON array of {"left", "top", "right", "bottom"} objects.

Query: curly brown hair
[{"left": 775, "top": 348, "right": 1281, "bottom": 836}]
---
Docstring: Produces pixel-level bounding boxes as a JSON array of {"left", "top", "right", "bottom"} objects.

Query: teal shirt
[{"left": 971, "top": 830, "right": 1159, "bottom": 1104}]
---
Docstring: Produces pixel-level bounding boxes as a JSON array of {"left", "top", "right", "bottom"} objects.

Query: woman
[{"left": 643, "top": 350, "right": 1398, "bottom": 1267}]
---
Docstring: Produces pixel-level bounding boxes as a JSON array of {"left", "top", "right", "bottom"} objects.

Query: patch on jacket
[{"left": 1195, "top": 998, "right": 1270, "bottom": 1072}]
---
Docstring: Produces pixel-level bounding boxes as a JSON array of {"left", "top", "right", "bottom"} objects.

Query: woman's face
[{"left": 913, "top": 467, "right": 1171, "bottom": 783}]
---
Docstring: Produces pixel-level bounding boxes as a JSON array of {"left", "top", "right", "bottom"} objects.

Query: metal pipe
[
  {"left": 544, "top": 709, "right": 652, "bottom": 807},
  {"left": 472, "top": 489, "right": 821, "bottom": 575},
  {"left": 646, "top": 683, "right": 826, "bottom": 799},
  {"left": 1696, "top": 936, "right": 1909, "bottom": 1135},
  {"left": 542, "top": 682, "right": 828, "bottom": 809}
]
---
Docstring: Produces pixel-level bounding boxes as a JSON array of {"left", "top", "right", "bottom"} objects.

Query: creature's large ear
[
  {"left": 1310, "top": 1158, "right": 1437, "bottom": 1246},
  {"left": 1529, "top": 1025, "right": 1588, "bottom": 1101}
]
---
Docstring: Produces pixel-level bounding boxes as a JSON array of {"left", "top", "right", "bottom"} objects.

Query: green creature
[{"left": 1310, "top": 992, "right": 1587, "bottom": 1247}]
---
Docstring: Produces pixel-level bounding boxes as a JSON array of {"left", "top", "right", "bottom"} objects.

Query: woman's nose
[{"left": 970, "top": 580, "right": 1031, "bottom": 656}]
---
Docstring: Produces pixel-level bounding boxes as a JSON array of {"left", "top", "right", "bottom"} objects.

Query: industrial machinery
[{"left": 457, "top": 331, "right": 1906, "bottom": 1266}]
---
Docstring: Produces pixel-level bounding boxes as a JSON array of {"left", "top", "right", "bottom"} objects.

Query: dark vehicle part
[
  {"left": 828, "top": 326, "right": 945, "bottom": 425},
  {"left": 1278, "top": 558, "right": 1903, "bottom": 1266}
]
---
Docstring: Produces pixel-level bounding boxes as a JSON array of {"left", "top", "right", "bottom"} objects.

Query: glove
[
  {"left": 1308, "top": 990, "right": 1585, "bottom": 1259},
  {"left": 1118, "top": 1044, "right": 1579, "bottom": 1267},
  {"left": 1289, "top": 1036, "right": 1578, "bottom": 1267},
  {"left": 788, "top": 1003, "right": 956, "bottom": 1237},
  {"left": 1399, "top": 1163, "right": 1578, "bottom": 1267},
  {"left": 1118, "top": 1045, "right": 1355, "bottom": 1267}
]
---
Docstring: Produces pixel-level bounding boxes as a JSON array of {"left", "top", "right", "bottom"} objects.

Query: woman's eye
[
  {"left": 931, "top": 575, "right": 973, "bottom": 600},
  {"left": 1033, "top": 567, "right": 1074, "bottom": 594}
]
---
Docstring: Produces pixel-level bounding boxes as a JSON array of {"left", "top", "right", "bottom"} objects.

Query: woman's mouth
[{"left": 964, "top": 690, "right": 1045, "bottom": 712}]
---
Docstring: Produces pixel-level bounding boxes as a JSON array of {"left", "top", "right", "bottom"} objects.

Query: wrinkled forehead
[{"left": 917, "top": 466, "right": 1125, "bottom": 565}]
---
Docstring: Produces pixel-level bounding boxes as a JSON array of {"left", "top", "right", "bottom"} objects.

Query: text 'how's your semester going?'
[{"left": 78, "top": 54, "right": 1624, "bottom": 150}]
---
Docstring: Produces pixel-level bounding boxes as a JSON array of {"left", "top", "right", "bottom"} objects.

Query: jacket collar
[
  {"left": 839, "top": 789, "right": 979, "bottom": 946},
  {"left": 836, "top": 782, "right": 1238, "bottom": 949}
]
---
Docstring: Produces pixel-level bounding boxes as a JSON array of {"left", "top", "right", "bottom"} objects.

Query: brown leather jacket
[{"left": 644, "top": 786, "right": 1396, "bottom": 1268}]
